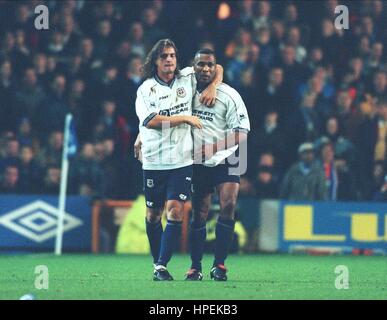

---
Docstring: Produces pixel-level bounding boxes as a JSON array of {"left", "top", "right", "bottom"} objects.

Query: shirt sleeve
[
  {"left": 135, "top": 86, "right": 158, "bottom": 127},
  {"left": 225, "top": 89, "right": 250, "bottom": 134},
  {"left": 180, "top": 66, "right": 196, "bottom": 97}
]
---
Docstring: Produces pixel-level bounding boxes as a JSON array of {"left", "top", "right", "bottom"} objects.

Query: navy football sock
[
  {"left": 189, "top": 220, "right": 206, "bottom": 271},
  {"left": 157, "top": 220, "right": 182, "bottom": 267},
  {"left": 214, "top": 218, "right": 235, "bottom": 267},
  {"left": 145, "top": 218, "right": 163, "bottom": 264}
]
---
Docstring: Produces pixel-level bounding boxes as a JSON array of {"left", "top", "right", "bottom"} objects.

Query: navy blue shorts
[
  {"left": 143, "top": 165, "right": 193, "bottom": 209},
  {"left": 192, "top": 162, "right": 240, "bottom": 195}
]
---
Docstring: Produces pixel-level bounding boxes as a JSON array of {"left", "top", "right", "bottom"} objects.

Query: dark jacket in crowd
[{"left": 280, "top": 162, "right": 327, "bottom": 201}]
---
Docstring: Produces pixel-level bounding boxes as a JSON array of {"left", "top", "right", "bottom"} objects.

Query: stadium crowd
[{"left": 0, "top": 0, "right": 386, "bottom": 202}]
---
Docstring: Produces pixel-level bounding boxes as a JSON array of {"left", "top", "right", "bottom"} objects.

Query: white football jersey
[
  {"left": 136, "top": 67, "right": 196, "bottom": 170},
  {"left": 192, "top": 83, "right": 250, "bottom": 167}
]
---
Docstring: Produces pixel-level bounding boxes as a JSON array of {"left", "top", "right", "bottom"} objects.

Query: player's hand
[
  {"left": 184, "top": 116, "right": 203, "bottom": 129},
  {"left": 200, "top": 83, "right": 216, "bottom": 107},
  {"left": 134, "top": 136, "right": 142, "bottom": 162}
]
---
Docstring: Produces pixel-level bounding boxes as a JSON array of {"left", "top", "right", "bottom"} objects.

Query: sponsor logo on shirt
[{"left": 193, "top": 109, "right": 215, "bottom": 121}]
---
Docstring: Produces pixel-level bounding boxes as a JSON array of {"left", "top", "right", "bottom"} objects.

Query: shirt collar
[{"left": 154, "top": 73, "right": 175, "bottom": 88}]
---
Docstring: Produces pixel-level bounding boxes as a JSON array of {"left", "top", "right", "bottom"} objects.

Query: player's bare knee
[
  {"left": 166, "top": 201, "right": 184, "bottom": 221},
  {"left": 146, "top": 209, "right": 162, "bottom": 223}
]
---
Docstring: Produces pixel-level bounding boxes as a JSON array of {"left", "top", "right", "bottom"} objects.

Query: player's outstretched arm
[
  {"left": 146, "top": 115, "right": 202, "bottom": 129},
  {"left": 199, "top": 64, "right": 223, "bottom": 107}
]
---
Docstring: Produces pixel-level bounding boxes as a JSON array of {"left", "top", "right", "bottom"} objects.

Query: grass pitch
[{"left": 0, "top": 254, "right": 386, "bottom": 300}]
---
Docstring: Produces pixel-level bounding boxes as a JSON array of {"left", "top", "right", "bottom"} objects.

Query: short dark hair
[{"left": 195, "top": 48, "right": 215, "bottom": 56}]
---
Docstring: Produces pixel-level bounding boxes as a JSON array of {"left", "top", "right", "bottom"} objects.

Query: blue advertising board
[
  {"left": 278, "top": 201, "right": 387, "bottom": 253},
  {"left": 0, "top": 195, "right": 91, "bottom": 252}
]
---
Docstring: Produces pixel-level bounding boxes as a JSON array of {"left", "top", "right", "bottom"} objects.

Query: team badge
[
  {"left": 147, "top": 179, "right": 154, "bottom": 188},
  {"left": 179, "top": 194, "right": 187, "bottom": 201},
  {"left": 176, "top": 87, "right": 186, "bottom": 98}
]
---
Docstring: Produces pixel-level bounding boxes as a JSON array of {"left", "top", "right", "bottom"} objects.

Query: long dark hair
[{"left": 142, "top": 39, "right": 180, "bottom": 80}]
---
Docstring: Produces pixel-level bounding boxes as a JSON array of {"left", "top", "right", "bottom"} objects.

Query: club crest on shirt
[
  {"left": 176, "top": 87, "right": 186, "bottom": 98},
  {"left": 147, "top": 179, "right": 154, "bottom": 188}
]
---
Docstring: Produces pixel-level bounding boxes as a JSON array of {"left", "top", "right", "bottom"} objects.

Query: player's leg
[
  {"left": 156, "top": 199, "right": 184, "bottom": 268},
  {"left": 145, "top": 207, "right": 164, "bottom": 266},
  {"left": 154, "top": 165, "right": 192, "bottom": 280},
  {"left": 143, "top": 170, "right": 167, "bottom": 270},
  {"left": 211, "top": 180, "right": 239, "bottom": 281},
  {"left": 185, "top": 191, "right": 211, "bottom": 280}
]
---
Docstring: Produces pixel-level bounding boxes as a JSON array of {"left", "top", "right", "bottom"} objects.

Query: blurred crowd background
[{"left": 0, "top": 0, "right": 386, "bottom": 202}]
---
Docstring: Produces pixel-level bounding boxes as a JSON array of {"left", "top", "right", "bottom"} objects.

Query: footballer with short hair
[{"left": 185, "top": 48, "right": 250, "bottom": 281}]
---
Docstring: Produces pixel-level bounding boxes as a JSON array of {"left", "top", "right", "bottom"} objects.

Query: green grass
[{"left": 0, "top": 254, "right": 386, "bottom": 300}]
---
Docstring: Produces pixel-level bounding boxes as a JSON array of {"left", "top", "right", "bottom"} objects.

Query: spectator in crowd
[
  {"left": 335, "top": 154, "right": 360, "bottom": 201},
  {"left": 93, "top": 19, "right": 114, "bottom": 61},
  {"left": 225, "top": 27, "right": 252, "bottom": 60},
  {"left": 118, "top": 55, "right": 142, "bottom": 131},
  {"left": 0, "top": 1, "right": 386, "bottom": 201},
  {"left": 370, "top": 161, "right": 385, "bottom": 201},
  {"left": 369, "top": 70, "right": 387, "bottom": 101},
  {"left": 254, "top": 165, "right": 278, "bottom": 199},
  {"left": 18, "top": 145, "right": 41, "bottom": 193},
  {"left": 35, "top": 130, "right": 63, "bottom": 168},
  {"left": 16, "top": 117, "right": 35, "bottom": 147},
  {"left": 141, "top": 6, "right": 168, "bottom": 46},
  {"left": 285, "top": 91, "right": 321, "bottom": 165},
  {"left": 254, "top": 26, "right": 275, "bottom": 67},
  {"left": 319, "top": 142, "right": 338, "bottom": 201},
  {"left": 315, "top": 115, "right": 356, "bottom": 166},
  {"left": 69, "top": 142, "right": 103, "bottom": 197},
  {"left": 0, "top": 137, "right": 20, "bottom": 172},
  {"left": 0, "top": 164, "right": 20, "bottom": 194},
  {"left": 12, "top": 67, "right": 46, "bottom": 128},
  {"left": 32, "top": 53, "right": 51, "bottom": 87},
  {"left": 255, "top": 67, "right": 292, "bottom": 126},
  {"left": 36, "top": 74, "right": 69, "bottom": 138},
  {"left": 334, "top": 89, "right": 363, "bottom": 141},
  {"left": 280, "top": 143, "right": 327, "bottom": 201},
  {"left": 41, "top": 165, "right": 61, "bottom": 194},
  {"left": 128, "top": 22, "right": 146, "bottom": 59},
  {"left": 364, "top": 42, "right": 383, "bottom": 76},
  {"left": 249, "top": 110, "right": 286, "bottom": 171},
  {"left": 252, "top": 0, "right": 271, "bottom": 31},
  {"left": 354, "top": 97, "right": 387, "bottom": 198},
  {"left": 0, "top": 59, "right": 15, "bottom": 131}
]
